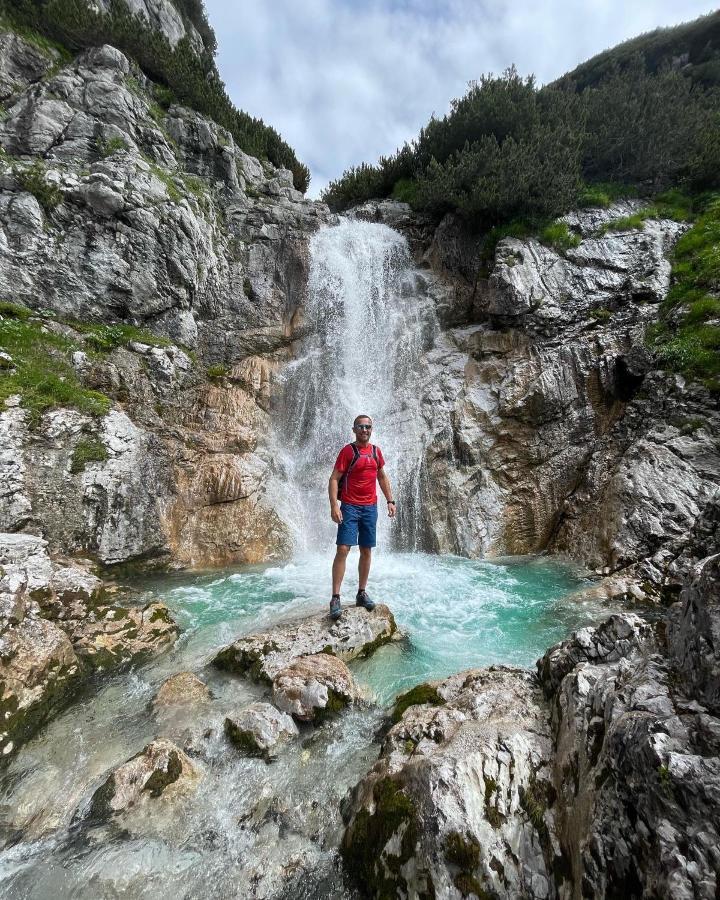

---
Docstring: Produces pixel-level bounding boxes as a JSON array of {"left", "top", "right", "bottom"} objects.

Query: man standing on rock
[{"left": 328, "top": 415, "right": 396, "bottom": 620}]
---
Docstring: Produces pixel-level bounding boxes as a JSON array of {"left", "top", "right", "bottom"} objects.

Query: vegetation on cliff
[{"left": 2, "top": 0, "right": 310, "bottom": 191}]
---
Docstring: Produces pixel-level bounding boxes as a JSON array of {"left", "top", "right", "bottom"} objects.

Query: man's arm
[
  {"left": 377, "top": 468, "right": 396, "bottom": 518},
  {"left": 329, "top": 468, "right": 343, "bottom": 524}
]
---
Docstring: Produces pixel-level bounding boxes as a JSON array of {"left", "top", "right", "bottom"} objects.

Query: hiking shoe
[
  {"left": 330, "top": 595, "right": 342, "bottom": 620},
  {"left": 356, "top": 590, "right": 376, "bottom": 611}
]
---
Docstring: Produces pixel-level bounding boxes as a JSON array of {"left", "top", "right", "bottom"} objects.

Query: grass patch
[
  {"left": 15, "top": 160, "right": 62, "bottom": 212},
  {"left": 97, "top": 136, "right": 129, "bottom": 158},
  {"left": 539, "top": 221, "right": 580, "bottom": 252},
  {"left": 206, "top": 364, "right": 228, "bottom": 380},
  {"left": 0, "top": 14, "right": 72, "bottom": 62},
  {"left": 0, "top": 314, "right": 110, "bottom": 423},
  {"left": 0, "top": 301, "right": 31, "bottom": 321},
  {"left": 579, "top": 181, "right": 637, "bottom": 208},
  {"left": 589, "top": 307, "right": 612, "bottom": 322},
  {"left": 149, "top": 163, "right": 183, "bottom": 203},
  {"left": 648, "top": 193, "right": 720, "bottom": 390},
  {"left": 70, "top": 438, "right": 108, "bottom": 473},
  {"left": 72, "top": 322, "right": 171, "bottom": 353}
]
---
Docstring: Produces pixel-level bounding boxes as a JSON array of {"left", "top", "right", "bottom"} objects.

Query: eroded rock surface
[
  {"left": 272, "top": 653, "right": 358, "bottom": 723},
  {"left": 224, "top": 701, "right": 298, "bottom": 756},
  {"left": 213, "top": 604, "right": 397, "bottom": 682},
  {"left": 88, "top": 738, "right": 200, "bottom": 820}
]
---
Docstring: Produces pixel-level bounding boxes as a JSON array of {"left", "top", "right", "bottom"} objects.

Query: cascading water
[{"left": 274, "top": 218, "right": 438, "bottom": 552}]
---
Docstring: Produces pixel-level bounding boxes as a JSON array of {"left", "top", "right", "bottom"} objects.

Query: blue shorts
[{"left": 337, "top": 502, "right": 378, "bottom": 548}]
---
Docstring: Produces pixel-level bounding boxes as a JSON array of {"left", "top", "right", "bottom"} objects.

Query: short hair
[{"left": 353, "top": 414, "right": 372, "bottom": 427}]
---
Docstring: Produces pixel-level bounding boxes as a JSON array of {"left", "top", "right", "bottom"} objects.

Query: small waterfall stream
[{"left": 274, "top": 218, "right": 439, "bottom": 552}]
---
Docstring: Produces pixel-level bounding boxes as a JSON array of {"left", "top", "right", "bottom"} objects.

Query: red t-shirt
[{"left": 334, "top": 443, "right": 385, "bottom": 506}]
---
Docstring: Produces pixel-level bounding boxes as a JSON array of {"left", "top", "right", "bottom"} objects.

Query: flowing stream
[{"left": 0, "top": 220, "right": 616, "bottom": 898}]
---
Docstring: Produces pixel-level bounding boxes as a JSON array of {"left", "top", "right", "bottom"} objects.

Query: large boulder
[
  {"left": 87, "top": 738, "right": 200, "bottom": 820},
  {"left": 153, "top": 671, "right": 212, "bottom": 709},
  {"left": 224, "top": 701, "right": 298, "bottom": 757},
  {"left": 213, "top": 604, "right": 397, "bottom": 683},
  {"left": 272, "top": 653, "right": 358, "bottom": 724},
  {"left": 342, "top": 667, "right": 560, "bottom": 900}
]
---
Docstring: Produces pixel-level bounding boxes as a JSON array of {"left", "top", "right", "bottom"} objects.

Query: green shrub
[
  {"left": 97, "top": 135, "right": 128, "bottom": 157},
  {"left": 15, "top": 160, "right": 62, "bottom": 211},
  {"left": 206, "top": 363, "right": 228, "bottom": 379},
  {"left": 539, "top": 221, "right": 580, "bottom": 252},
  {"left": 391, "top": 177, "right": 419, "bottom": 205},
  {"left": 70, "top": 437, "right": 108, "bottom": 473}
]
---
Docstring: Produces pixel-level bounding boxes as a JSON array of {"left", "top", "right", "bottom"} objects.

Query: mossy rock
[{"left": 391, "top": 682, "right": 445, "bottom": 723}]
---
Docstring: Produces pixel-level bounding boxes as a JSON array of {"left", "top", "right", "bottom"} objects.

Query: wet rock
[
  {"left": 342, "top": 667, "right": 559, "bottom": 899},
  {"left": 213, "top": 604, "right": 397, "bottom": 682},
  {"left": 224, "top": 701, "right": 298, "bottom": 757},
  {"left": 153, "top": 671, "right": 211, "bottom": 708},
  {"left": 88, "top": 738, "right": 200, "bottom": 819},
  {"left": 73, "top": 601, "right": 178, "bottom": 672},
  {"left": 0, "top": 616, "right": 80, "bottom": 760},
  {"left": 272, "top": 654, "right": 358, "bottom": 723}
]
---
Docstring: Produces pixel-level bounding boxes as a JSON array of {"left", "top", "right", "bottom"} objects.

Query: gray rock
[
  {"left": 224, "top": 701, "right": 298, "bottom": 757},
  {"left": 272, "top": 653, "right": 358, "bottom": 723},
  {"left": 342, "top": 667, "right": 559, "bottom": 899},
  {"left": 87, "top": 738, "right": 200, "bottom": 820},
  {"left": 213, "top": 604, "right": 397, "bottom": 682},
  {"left": 0, "top": 32, "right": 55, "bottom": 101}
]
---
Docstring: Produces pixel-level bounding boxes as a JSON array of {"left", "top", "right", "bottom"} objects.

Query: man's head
[{"left": 353, "top": 414, "right": 373, "bottom": 444}]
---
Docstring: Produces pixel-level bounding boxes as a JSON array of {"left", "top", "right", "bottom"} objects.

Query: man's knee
[
  {"left": 359, "top": 546, "right": 372, "bottom": 557},
  {"left": 335, "top": 545, "right": 351, "bottom": 559}
]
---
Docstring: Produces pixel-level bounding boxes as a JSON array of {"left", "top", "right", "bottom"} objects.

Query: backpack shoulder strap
[
  {"left": 371, "top": 445, "right": 378, "bottom": 462},
  {"left": 338, "top": 444, "right": 361, "bottom": 499}
]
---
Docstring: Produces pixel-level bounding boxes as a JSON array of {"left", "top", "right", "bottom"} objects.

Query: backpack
[{"left": 338, "top": 443, "right": 378, "bottom": 501}]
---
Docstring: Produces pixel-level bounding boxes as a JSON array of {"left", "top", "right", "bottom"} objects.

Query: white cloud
[{"left": 205, "top": 0, "right": 717, "bottom": 197}]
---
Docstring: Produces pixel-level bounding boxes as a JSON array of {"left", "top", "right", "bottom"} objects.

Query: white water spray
[{"left": 274, "top": 218, "right": 439, "bottom": 552}]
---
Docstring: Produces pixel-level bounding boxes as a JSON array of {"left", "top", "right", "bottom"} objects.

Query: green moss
[
  {"left": 539, "top": 221, "right": 580, "bottom": 252},
  {"left": 15, "top": 160, "right": 62, "bottom": 212},
  {"left": 391, "top": 682, "right": 445, "bottom": 723},
  {"left": 213, "top": 645, "right": 272, "bottom": 684},
  {"left": 589, "top": 307, "right": 612, "bottom": 322},
  {"left": 444, "top": 831, "right": 491, "bottom": 898},
  {"left": 143, "top": 749, "right": 182, "bottom": 797},
  {"left": 72, "top": 321, "right": 171, "bottom": 353},
  {"left": 70, "top": 438, "right": 108, "bottom": 474},
  {"left": 483, "top": 776, "right": 506, "bottom": 828},
  {"left": 321, "top": 644, "right": 336, "bottom": 656},
  {"left": 0, "top": 314, "right": 110, "bottom": 424},
  {"left": 313, "top": 688, "right": 350, "bottom": 723},
  {"left": 148, "top": 605, "right": 173, "bottom": 624},
  {"left": 341, "top": 776, "right": 423, "bottom": 899},
  {"left": 97, "top": 135, "right": 129, "bottom": 158},
  {"left": 224, "top": 717, "right": 262, "bottom": 755}
]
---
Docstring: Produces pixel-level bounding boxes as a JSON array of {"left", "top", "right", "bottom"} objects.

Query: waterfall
[{"left": 274, "top": 217, "right": 438, "bottom": 553}]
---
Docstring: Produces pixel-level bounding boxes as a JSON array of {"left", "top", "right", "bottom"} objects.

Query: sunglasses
[{"left": 354, "top": 424, "right": 372, "bottom": 430}]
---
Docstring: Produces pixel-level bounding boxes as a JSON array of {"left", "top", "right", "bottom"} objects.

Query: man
[{"left": 328, "top": 415, "right": 396, "bottom": 620}]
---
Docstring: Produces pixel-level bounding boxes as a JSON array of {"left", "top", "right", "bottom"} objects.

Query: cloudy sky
[{"left": 205, "top": 0, "right": 717, "bottom": 197}]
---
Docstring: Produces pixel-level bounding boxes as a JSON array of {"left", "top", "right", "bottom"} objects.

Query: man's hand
[
  {"left": 331, "top": 502, "right": 343, "bottom": 524},
  {"left": 387, "top": 502, "right": 396, "bottom": 519}
]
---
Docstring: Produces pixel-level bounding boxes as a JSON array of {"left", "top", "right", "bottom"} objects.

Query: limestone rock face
[
  {"left": 224, "top": 701, "right": 298, "bottom": 756},
  {"left": 153, "top": 671, "right": 212, "bottom": 708},
  {"left": 88, "top": 738, "right": 200, "bottom": 820},
  {"left": 538, "top": 602, "right": 720, "bottom": 899},
  {"left": 272, "top": 654, "right": 358, "bottom": 723},
  {"left": 212, "top": 604, "right": 397, "bottom": 682},
  {"left": 342, "top": 667, "right": 559, "bottom": 900},
  {"left": 0, "top": 34, "right": 330, "bottom": 570}
]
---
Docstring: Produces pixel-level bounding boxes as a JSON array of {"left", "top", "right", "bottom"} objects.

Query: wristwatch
[{"left": 388, "top": 500, "right": 396, "bottom": 507}]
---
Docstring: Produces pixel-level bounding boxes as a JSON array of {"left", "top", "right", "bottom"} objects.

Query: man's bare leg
[
  {"left": 358, "top": 546, "right": 371, "bottom": 591},
  {"left": 332, "top": 545, "right": 351, "bottom": 595}
]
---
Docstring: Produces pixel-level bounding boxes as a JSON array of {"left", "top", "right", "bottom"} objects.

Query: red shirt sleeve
[
  {"left": 334, "top": 445, "right": 352, "bottom": 473},
  {"left": 376, "top": 446, "right": 385, "bottom": 469}
]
